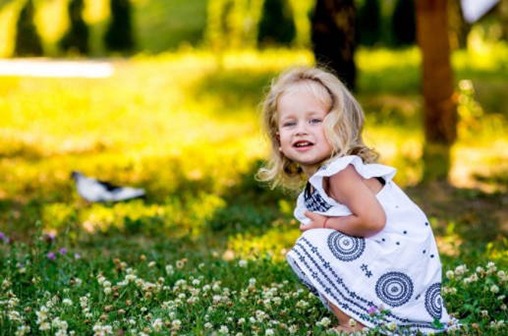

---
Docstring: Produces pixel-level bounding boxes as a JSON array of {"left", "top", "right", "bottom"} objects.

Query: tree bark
[
  {"left": 415, "top": 0, "right": 457, "bottom": 183},
  {"left": 311, "top": 0, "right": 357, "bottom": 91}
]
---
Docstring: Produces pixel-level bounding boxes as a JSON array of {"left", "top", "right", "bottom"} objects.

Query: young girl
[{"left": 257, "top": 66, "right": 454, "bottom": 334}]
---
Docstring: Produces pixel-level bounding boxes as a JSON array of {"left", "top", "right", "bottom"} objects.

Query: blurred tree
[
  {"left": 257, "top": 0, "right": 296, "bottom": 47},
  {"left": 416, "top": 0, "right": 457, "bottom": 183},
  {"left": 447, "top": 0, "right": 470, "bottom": 49},
  {"left": 59, "top": 0, "right": 89, "bottom": 55},
  {"left": 499, "top": 0, "right": 508, "bottom": 41},
  {"left": 392, "top": 0, "right": 416, "bottom": 46},
  {"left": 311, "top": 0, "right": 357, "bottom": 91},
  {"left": 14, "top": 0, "right": 43, "bottom": 57},
  {"left": 104, "top": 0, "right": 135, "bottom": 53},
  {"left": 357, "top": 0, "right": 381, "bottom": 46}
]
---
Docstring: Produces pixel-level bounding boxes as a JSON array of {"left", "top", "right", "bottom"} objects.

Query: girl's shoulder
[{"left": 311, "top": 155, "right": 397, "bottom": 182}]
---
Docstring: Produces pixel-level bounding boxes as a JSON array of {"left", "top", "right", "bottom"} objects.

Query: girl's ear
[{"left": 275, "top": 132, "right": 280, "bottom": 145}]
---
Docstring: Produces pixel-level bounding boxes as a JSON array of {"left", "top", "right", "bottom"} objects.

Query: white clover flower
[
  {"left": 316, "top": 317, "right": 331, "bottom": 327},
  {"left": 2, "top": 278, "right": 12, "bottom": 289},
  {"left": 480, "top": 310, "right": 489, "bottom": 317},
  {"left": 238, "top": 318, "right": 245, "bottom": 325},
  {"left": 454, "top": 265, "right": 468, "bottom": 276},
  {"left": 165, "top": 265, "right": 175, "bottom": 275},
  {"left": 249, "top": 278, "right": 256, "bottom": 286},
  {"left": 386, "top": 322, "right": 397, "bottom": 331},
  {"left": 238, "top": 259, "right": 248, "bottom": 268},
  {"left": 148, "top": 261, "right": 156, "bottom": 268},
  {"left": 490, "top": 285, "right": 500, "bottom": 294},
  {"left": 62, "top": 298, "right": 73, "bottom": 306},
  {"left": 204, "top": 322, "right": 213, "bottom": 329},
  {"left": 97, "top": 275, "right": 106, "bottom": 285},
  {"left": 8, "top": 310, "right": 22, "bottom": 322},
  {"left": 39, "top": 322, "right": 51, "bottom": 331},
  {"left": 265, "top": 329, "right": 275, "bottom": 335},
  {"left": 172, "top": 319, "right": 182, "bottom": 330},
  {"left": 103, "top": 287, "right": 112, "bottom": 295},
  {"left": 498, "top": 270, "right": 507, "bottom": 282},
  {"left": 152, "top": 318, "right": 163, "bottom": 331},
  {"left": 8, "top": 297, "right": 20, "bottom": 308},
  {"left": 15, "top": 325, "right": 30, "bottom": 336},
  {"left": 501, "top": 304, "right": 507, "bottom": 311},
  {"left": 219, "top": 325, "right": 229, "bottom": 333},
  {"left": 288, "top": 325, "right": 298, "bottom": 334},
  {"left": 445, "top": 270, "right": 454, "bottom": 279}
]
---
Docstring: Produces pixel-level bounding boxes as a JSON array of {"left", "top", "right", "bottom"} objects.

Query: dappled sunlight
[{"left": 226, "top": 224, "right": 301, "bottom": 262}]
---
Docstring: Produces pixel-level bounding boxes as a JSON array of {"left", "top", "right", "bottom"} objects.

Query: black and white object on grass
[{"left": 71, "top": 171, "right": 145, "bottom": 202}]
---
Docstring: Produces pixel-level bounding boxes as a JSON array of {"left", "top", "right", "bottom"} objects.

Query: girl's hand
[{"left": 300, "top": 211, "right": 329, "bottom": 231}]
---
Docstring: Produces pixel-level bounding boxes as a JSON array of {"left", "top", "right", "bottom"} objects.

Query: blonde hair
[{"left": 256, "top": 66, "right": 378, "bottom": 191}]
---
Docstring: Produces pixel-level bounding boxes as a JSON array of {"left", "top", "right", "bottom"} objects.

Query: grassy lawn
[{"left": 0, "top": 47, "right": 507, "bottom": 335}]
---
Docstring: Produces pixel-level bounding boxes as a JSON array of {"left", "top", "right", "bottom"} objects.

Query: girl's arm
[{"left": 300, "top": 165, "right": 386, "bottom": 237}]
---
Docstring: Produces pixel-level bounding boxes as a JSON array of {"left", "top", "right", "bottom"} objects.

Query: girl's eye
[
  {"left": 309, "top": 118, "right": 322, "bottom": 125},
  {"left": 282, "top": 121, "right": 296, "bottom": 127}
]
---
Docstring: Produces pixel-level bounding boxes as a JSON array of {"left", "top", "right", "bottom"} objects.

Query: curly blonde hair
[{"left": 256, "top": 66, "right": 378, "bottom": 191}]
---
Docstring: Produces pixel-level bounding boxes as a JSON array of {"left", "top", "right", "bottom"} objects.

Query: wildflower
[
  {"left": 480, "top": 310, "right": 489, "bottom": 318},
  {"left": 219, "top": 325, "right": 229, "bottom": 334},
  {"left": 265, "top": 329, "right": 275, "bottom": 335},
  {"left": 15, "top": 325, "right": 30, "bottom": 336},
  {"left": 176, "top": 258, "right": 187, "bottom": 269},
  {"left": 165, "top": 265, "right": 174, "bottom": 275},
  {"left": 152, "top": 318, "right": 163, "bottom": 331},
  {"left": 148, "top": 261, "right": 156, "bottom": 268},
  {"left": 59, "top": 247, "right": 67, "bottom": 255},
  {"left": 0, "top": 232, "right": 9, "bottom": 243},
  {"left": 204, "top": 322, "right": 213, "bottom": 329},
  {"left": 445, "top": 270, "right": 454, "bottom": 280},
  {"left": 454, "top": 265, "right": 468, "bottom": 276},
  {"left": 47, "top": 252, "right": 56, "bottom": 260},
  {"left": 74, "top": 253, "right": 81, "bottom": 260},
  {"left": 62, "top": 298, "right": 73, "bottom": 306},
  {"left": 316, "top": 317, "right": 332, "bottom": 327},
  {"left": 238, "top": 259, "right": 248, "bottom": 268},
  {"left": 2, "top": 278, "right": 12, "bottom": 289},
  {"left": 490, "top": 285, "right": 500, "bottom": 294},
  {"left": 367, "top": 305, "right": 378, "bottom": 315}
]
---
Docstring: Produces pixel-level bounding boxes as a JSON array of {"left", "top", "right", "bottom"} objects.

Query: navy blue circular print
[
  {"left": 376, "top": 272, "right": 414, "bottom": 307},
  {"left": 425, "top": 283, "right": 443, "bottom": 319},
  {"left": 327, "top": 231, "right": 365, "bottom": 262}
]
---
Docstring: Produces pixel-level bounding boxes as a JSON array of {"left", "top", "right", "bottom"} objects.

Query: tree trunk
[
  {"left": 311, "top": 0, "right": 357, "bottom": 91},
  {"left": 415, "top": 0, "right": 457, "bottom": 183}
]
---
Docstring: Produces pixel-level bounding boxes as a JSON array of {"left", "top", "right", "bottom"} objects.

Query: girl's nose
[{"left": 295, "top": 122, "right": 308, "bottom": 135}]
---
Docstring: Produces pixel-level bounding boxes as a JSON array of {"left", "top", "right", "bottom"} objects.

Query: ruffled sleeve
[{"left": 294, "top": 155, "right": 397, "bottom": 225}]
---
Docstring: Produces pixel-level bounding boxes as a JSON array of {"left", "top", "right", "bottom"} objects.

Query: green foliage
[
  {"left": 14, "top": 0, "right": 43, "bottom": 56},
  {"left": 257, "top": 0, "right": 296, "bottom": 47},
  {"left": 59, "top": 0, "right": 89, "bottom": 55},
  {"left": 104, "top": 0, "right": 134, "bottom": 53},
  {"left": 357, "top": 0, "right": 381, "bottom": 46},
  {"left": 391, "top": 0, "right": 416, "bottom": 46}
]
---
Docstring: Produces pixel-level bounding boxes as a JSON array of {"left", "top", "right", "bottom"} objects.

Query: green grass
[{"left": 0, "top": 48, "right": 507, "bottom": 334}]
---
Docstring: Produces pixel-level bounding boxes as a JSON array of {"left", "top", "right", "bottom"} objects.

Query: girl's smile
[{"left": 277, "top": 82, "right": 333, "bottom": 176}]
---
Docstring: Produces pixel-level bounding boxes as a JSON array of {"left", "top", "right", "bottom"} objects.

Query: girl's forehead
[{"left": 278, "top": 80, "right": 331, "bottom": 107}]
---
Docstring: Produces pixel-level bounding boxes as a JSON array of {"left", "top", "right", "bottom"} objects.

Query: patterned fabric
[{"left": 286, "top": 156, "right": 453, "bottom": 334}]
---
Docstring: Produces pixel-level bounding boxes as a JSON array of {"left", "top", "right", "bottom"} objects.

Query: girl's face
[{"left": 277, "top": 82, "right": 333, "bottom": 176}]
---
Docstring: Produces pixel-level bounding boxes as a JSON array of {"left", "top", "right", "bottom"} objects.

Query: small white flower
[
  {"left": 238, "top": 259, "right": 248, "bottom": 268},
  {"left": 490, "top": 285, "right": 500, "bottom": 294},
  {"left": 265, "top": 329, "right": 275, "bottom": 335}
]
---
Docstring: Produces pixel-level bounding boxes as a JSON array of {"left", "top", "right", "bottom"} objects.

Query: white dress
[{"left": 286, "top": 155, "right": 452, "bottom": 334}]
